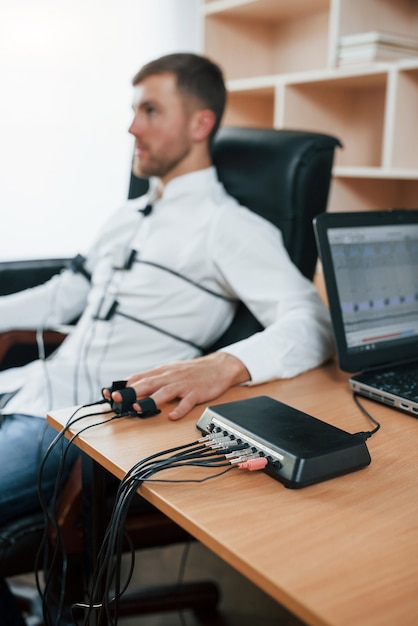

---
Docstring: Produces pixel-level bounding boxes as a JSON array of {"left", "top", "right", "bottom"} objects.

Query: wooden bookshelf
[{"left": 201, "top": 0, "right": 418, "bottom": 213}]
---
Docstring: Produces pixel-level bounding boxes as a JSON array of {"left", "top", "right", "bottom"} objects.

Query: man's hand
[{"left": 111, "top": 352, "right": 250, "bottom": 420}]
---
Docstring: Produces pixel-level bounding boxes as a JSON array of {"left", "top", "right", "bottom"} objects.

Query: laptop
[{"left": 314, "top": 209, "right": 418, "bottom": 417}]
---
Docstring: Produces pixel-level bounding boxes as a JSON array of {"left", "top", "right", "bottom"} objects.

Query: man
[
  {"left": 0, "top": 52, "right": 333, "bottom": 528},
  {"left": 106, "top": 53, "right": 335, "bottom": 419}
]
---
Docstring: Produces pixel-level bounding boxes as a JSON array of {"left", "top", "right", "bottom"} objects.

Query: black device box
[{"left": 196, "top": 396, "right": 371, "bottom": 488}]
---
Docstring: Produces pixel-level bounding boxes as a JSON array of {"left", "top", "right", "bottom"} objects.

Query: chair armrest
[
  {"left": 0, "top": 329, "right": 68, "bottom": 371},
  {"left": 0, "top": 258, "right": 70, "bottom": 295}
]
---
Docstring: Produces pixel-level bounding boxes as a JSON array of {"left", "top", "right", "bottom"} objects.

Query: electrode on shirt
[
  {"left": 93, "top": 297, "right": 118, "bottom": 321},
  {"left": 139, "top": 204, "right": 153, "bottom": 217},
  {"left": 112, "top": 247, "right": 137, "bottom": 270},
  {"left": 67, "top": 254, "right": 92, "bottom": 282}
]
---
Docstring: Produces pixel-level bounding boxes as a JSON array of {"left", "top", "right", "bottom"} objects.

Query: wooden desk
[{"left": 48, "top": 361, "right": 418, "bottom": 626}]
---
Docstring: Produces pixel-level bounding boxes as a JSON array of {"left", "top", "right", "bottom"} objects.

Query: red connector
[{"left": 237, "top": 457, "right": 268, "bottom": 471}]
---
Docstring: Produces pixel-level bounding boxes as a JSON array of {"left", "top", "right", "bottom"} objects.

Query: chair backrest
[
  {"left": 212, "top": 127, "right": 341, "bottom": 279},
  {"left": 129, "top": 127, "right": 341, "bottom": 350}
]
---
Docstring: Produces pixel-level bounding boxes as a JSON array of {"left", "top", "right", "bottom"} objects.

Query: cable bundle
[
  {"left": 35, "top": 407, "right": 269, "bottom": 626},
  {"left": 35, "top": 404, "right": 117, "bottom": 626},
  {"left": 79, "top": 437, "right": 234, "bottom": 625}
]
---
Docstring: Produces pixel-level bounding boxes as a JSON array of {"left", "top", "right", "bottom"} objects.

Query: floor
[
  {"left": 117, "top": 542, "right": 307, "bottom": 626},
  {"left": 11, "top": 541, "right": 307, "bottom": 626}
]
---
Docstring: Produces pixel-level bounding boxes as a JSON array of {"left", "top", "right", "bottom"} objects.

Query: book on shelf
[{"left": 338, "top": 31, "right": 418, "bottom": 65}]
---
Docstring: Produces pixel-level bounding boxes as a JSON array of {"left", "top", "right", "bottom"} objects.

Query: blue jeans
[{"left": 0, "top": 413, "right": 79, "bottom": 527}]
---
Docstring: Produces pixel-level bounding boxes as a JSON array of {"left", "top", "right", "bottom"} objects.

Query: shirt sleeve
[
  {"left": 0, "top": 268, "right": 90, "bottom": 332},
  {"left": 209, "top": 205, "right": 335, "bottom": 383}
]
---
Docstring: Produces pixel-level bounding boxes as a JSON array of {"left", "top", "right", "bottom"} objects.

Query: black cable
[
  {"left": 116, "top": 309, "right": 204, "bottom": 353},
  {"left": 140, "top": 465, "right": 235, "bottom": 485},
  {"left": 37, "top": 416, "right": 242, "bottom": 625},
  {"left": 80, "top": 457, "right": 232, "bottom": 626},
  {"left": 35, "top": 403, "right": 118, "bottom": 626},
  {"left": 35, "top": 406, "right": 86, "bottom": 624},
  {"left": 352, "top": 392, "right": 381, "bottom": 439},
  {"left": 87, "top": 448, "right": 191, "bottom": 618},
  {"left": 48, "top": 412, "right": 126, "bottom": 626},
  {"left": 135, "top": 258, "right": 238, "bottom": 303},
  {"left": 80, "top": 440, "right": 234, "bottom": 626}
]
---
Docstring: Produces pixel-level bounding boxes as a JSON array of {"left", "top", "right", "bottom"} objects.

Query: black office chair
[
  {"left": 130, "top": 127, "right": 341, "bottom": 348},
  {"left": 0, "top": 127, "right": 341, "bottom": 624}
]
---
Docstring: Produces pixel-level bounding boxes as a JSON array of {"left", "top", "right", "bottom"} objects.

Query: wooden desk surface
[{"left": 48, "top": 361, "right": 418, "bottom": 626}]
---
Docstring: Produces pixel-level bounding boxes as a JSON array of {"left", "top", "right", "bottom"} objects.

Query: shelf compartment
[
  {"left": 328, "top": 176, "right": 418, "bottom": 213},
  {"left": 203, "top": 1, "right": 331, "bottom": 80},
  {"left": 282, "top": 71, "right": 387, "bottom": 168},
  {"left": 224, "top": 86, "right": 275, "bottom": 128}
]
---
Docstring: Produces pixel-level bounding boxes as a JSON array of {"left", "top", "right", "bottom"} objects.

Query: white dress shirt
[{"left": 0, "top": 167, "right": 334, "bottom": 418}]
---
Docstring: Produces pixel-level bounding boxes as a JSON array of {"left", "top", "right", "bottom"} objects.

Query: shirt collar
[
  {"left": 158, "top": 167, "right": 218, "bottom": 202},
  {"left": 127, "top": 167, "right": 218, "bottom": 212}
]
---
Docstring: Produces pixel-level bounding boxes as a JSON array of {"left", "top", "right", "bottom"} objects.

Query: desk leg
[{"left": 81, "top": 455, "right": 108, "bottom": 626}]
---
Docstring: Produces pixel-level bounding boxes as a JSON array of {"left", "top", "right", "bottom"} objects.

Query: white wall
[{"left": 0, "top": 0, "right": 199, "bottom": 261}]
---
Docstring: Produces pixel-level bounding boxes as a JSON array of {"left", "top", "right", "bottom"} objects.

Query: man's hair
[{"left": 132, "top": 52, "right": 226, "bottom": 142}]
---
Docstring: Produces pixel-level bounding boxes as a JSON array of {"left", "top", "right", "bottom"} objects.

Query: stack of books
[{"left": 338, "top": 31, "right": 418, "bottom": 65}]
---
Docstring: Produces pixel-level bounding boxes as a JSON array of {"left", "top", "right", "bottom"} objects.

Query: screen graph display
[{"left": 328, "top": 224, "right": 418, "bottom": 352}]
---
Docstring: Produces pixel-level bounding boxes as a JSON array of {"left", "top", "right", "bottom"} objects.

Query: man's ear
[{"left": 190, "top": 109, "right": 216, "bottom": 142}]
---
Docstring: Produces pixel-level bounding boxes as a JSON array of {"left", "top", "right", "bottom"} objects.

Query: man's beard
[{"left": 133, "top": 145, "right": 191, "bottom": 180}]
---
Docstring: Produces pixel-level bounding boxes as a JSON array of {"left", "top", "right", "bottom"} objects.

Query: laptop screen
[{"left": 314, "top": 210, "right": 418, "bottom": 372}]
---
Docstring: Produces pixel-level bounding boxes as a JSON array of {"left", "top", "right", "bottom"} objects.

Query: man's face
[{"left": 129, "top": 72, "right": 196, "bottom": 185}]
